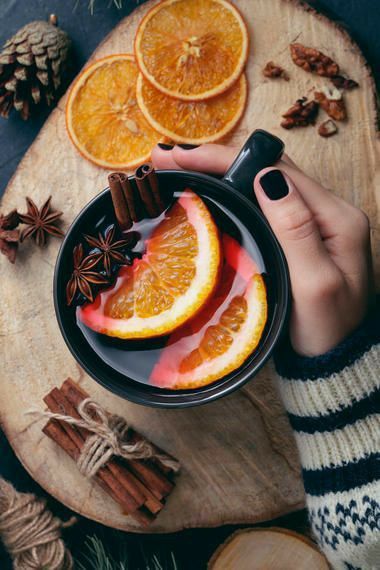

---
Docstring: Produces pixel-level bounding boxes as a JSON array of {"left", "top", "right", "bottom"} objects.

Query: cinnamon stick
[
  {"left": 141, "top": 163, "right": 166, "bottom": 212},
  {"left": 43, "top": 419, "right": 80, "bottom": 462},
  {"left": 112, "top": 457, "right": 164, "bottom": 515},
  {"left": 128, "top": 459, "right": 174, "bottom": 501},
  {"left": 61, "top": 378, "right": 87, "bottom": 401},
  {"left": 129, "top": 429, "right": 174, "bottom": 476},
  {"left": 135, "top": 164, "right": 160, "bottom": 218},
  {"left": 108, "top": 173, "right": 132, "bottom": 231},
  {"left": 44, "top": 390, "right": 83, "bottom": 447},
  {"left": 118, "top": 172, "right": 139, "bottom": 223}
]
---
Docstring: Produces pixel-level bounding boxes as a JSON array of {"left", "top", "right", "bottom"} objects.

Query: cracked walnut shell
[
  {"left": 314, "top": 87, "right": 347, "bottom": 121},
  {"left": 281, "top": 97, "right": 319, "bottom": 129},
  {"left": 262, "top": 61, "right": 289, "bottom": 80},
  {"left": 318, "top": 119, "right": 338, "bottom": 137},
  {"left": 290, "top": 43, "right": 339, "bottom": 77}
]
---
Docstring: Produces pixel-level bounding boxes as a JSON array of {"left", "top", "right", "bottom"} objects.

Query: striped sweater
[{"left": 275, "top": 309, "right": 380, "bottom": 570}]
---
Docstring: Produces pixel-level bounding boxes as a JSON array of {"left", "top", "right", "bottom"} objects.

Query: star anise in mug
[
  {"left": 66, "top": 243, "right": 109, "bottom": 306},
  {"left": 19, "top": 196, "right": 64, "bottom": 247},
  {"left": 84, "top": 225, "right": 134, "bottom": 276}
]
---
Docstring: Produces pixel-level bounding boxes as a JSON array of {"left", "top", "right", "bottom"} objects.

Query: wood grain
[
  {"left": 208, "top": 527, "right": 330, "bottom": 569},
  {"left": 0, "top": 0, "right": 378, "bottom": 532}
]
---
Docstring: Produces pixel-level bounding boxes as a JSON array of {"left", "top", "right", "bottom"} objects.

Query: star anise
[
  {"left": 66, "top": 243, "right": 109, "bottom": 306},
  {"left": 84, "top": 225, "right": 134, "bottom": 276},
  {"left": 0, "top": 209, "right": 20, "bottom": 263},
  {"left": 19, "top": 196, "right": 65, "bottom": 247}
]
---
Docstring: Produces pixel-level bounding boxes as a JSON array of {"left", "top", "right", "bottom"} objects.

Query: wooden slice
[
  {"left": 0, "top": 0, "right": 378, "bottom": 532},
  {"left": 208, "top": 528, "right": 330, "bottom": 570}
]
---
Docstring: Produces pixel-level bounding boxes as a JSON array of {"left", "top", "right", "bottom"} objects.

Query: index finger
[{"left": 152, "top": 143, "right": 295, "bottom": 175}]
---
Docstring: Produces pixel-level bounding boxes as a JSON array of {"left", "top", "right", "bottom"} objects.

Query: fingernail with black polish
[
  {"left": 158, "top": 143, "right": 174, "bottom": 151},
  {"left": 260, "top": 169, "right": 289, "bottom": 200},
  {"left": 177, "top": 144, "right": 200, "bottom": 150}
]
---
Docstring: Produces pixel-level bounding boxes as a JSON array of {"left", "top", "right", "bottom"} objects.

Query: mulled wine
[{"left": 75, "top": 189, "right": 268, "bottom": 390}]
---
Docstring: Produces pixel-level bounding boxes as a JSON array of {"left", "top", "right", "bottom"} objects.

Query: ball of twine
[{"left": 0, "top": 477, "right": 75, "bottom": 570}]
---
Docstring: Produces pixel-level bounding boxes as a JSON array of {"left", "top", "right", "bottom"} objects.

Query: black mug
[{"left": 54, "top": 130, "right": 290, "bottom": 408}]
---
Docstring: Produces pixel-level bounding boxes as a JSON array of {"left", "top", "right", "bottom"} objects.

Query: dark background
[{"left": 0, "top": 1, "right": 379, "bottom": 568}]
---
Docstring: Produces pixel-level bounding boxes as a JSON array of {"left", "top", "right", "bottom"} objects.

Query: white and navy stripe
[{"left": 275, "top": 306, "right": 380, "bottom": 569}]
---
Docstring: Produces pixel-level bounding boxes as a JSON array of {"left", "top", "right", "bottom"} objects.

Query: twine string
[
  {"left": 0, "top": 478, "right": 75, "bottom": 570},
  {"left": 40, "top": 398, "right": 180, "bottom": 478}
]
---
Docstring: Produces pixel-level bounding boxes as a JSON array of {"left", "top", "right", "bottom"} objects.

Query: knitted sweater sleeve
[{"left": 274, "top": 311, "right": 380, "bottom": 570}]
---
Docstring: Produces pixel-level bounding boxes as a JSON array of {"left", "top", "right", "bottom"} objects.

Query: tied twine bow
[
  {"left": 42, "top": 398, "right": 180, "bottom": 478},
  {"left": 0, "top": 478, "right": 75, "bottom": 570}
]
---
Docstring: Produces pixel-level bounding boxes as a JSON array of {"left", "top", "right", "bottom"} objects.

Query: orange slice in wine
[
  {"left": 134, "top": 0, "right": 249, "bottom": 101},
  {"left": 66, "top": 54, "right": 163, "bottom": 170},
  {"left": 136, "top": 73, "right": 247, "bottom": 144},
  {"left": 150, "top": 235, "right": 267, "bottom": 389},
  {"left": 79, "top": 190, "right": 221, "bottom": 339}
]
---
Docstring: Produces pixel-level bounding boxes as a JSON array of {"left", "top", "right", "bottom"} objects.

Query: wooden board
[
  {"left": 208, "top": 528, "right": 330, "bottom": 569},
  {"left": 0, "top": 0, "right": 378, "bottom": 533}
]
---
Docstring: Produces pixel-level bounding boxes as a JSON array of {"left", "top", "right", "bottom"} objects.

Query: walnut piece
[
  {"left": 330, "top": 74, "right": 359, "bottom": 90},
  {"left": 263, "top": 61, "right": 289, "bottom": 80},
  {"left": 314, "top": 86, "right": 346, "bottom": 121},
  {"left": 290, "top": 43, "right": 339, "bottom": 77},
  {"left": 281, "top": 97, "right": 319, "bottom": 129},
  {"left": 318, "top": 119, "right": 338, "bottom": 137}
]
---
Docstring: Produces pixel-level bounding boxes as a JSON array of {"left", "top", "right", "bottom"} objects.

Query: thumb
[{"left": 254, "top": 168, "right": 330, "bottom": 280}]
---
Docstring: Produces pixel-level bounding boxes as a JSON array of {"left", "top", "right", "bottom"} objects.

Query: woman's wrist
[{"left": 274, "top": 299, "right": 379, "bottom": 381}]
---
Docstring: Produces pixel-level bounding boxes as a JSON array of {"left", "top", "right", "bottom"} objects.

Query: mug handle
[{"left": 222, "top": 130, "right": 284, "bottom": 205}]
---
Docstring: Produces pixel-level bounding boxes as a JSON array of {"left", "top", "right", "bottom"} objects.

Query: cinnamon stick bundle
[
  {"left": 42, "top": 379, "right": 178, "bottom": 526},
  {"left": 108, "top": 164, "right": 168, "bottom": 232}
]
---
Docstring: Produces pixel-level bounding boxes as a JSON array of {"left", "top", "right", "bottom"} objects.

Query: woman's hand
[{"left": 152, "top": 143, "right": 373, "bottom": 356}]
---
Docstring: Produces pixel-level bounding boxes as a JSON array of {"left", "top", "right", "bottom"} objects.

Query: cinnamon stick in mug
[
  {"left": 118, "top": 172, "right": 139, "bottom": 223},
  {"left": 140, "top": 163, "right": 166, "bottom": 212},
  {"left": 108, "top": 173, "right": 132, "bottom": 231},
  {"left": 135, "top": 163, "right": 159, "bottom": 218}
]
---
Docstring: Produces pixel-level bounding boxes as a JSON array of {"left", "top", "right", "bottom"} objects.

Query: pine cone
[{"left": 0, "top": 15, "right": 72, "bottom": 120}]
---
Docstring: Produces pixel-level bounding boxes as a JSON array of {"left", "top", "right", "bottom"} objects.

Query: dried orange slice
[
  {"left": 150, "top": 235, "right": 267, "bottom": 389},
  {"left": 66, "top": 54, "right": 163, "bottom": 170},
  {"left": 79, "top": 190, "right": 221, "bottom": 338},
  {"left": 136, "top": 73, "right": 247, "bottom": 144},
  {"left": 134, "top": 0, "right": 249, "bottom": 101}
]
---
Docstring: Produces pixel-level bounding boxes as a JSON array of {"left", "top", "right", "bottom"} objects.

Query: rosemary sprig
[
  {"left": 88, "top": 0, "right": 125, "bottom": 14},
  {"left": 76, "top": 535, "right": 179, "bottom": 570}
]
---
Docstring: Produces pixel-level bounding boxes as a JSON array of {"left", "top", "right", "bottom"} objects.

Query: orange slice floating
[
  {"left": 79, "top": 190, "right": 221, "bottom": 339},
  {"left": 136, "top": 73, "right": 247, "bottom": 144},
  {"left": 150, "top": 235, "right": 267, "bottom": 389},
  {"left": 134, "top": 0, "right": 249, "bottom": 101},
  {"left": 66, "top": 54, "right": 163, "bottom": 170}
]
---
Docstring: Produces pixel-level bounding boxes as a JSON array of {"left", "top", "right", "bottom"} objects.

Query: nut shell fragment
[
  {"left": 290, "top": 43, "right": 339, "bottom": 77},
  {"left": 314, "top": 88, "right": 346, "bottom": 121},
  {"left": 263, "top": 61, "right": 289, "bottom": 80},
  {"left": 330, "top": 75, "right": 359, "bottom": 90},
  {"left": 281, "top": 97, "right": 319, "bottom": 129},
  {"left": 318, "top": 119, "right": 338, "bottom": 137}
]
